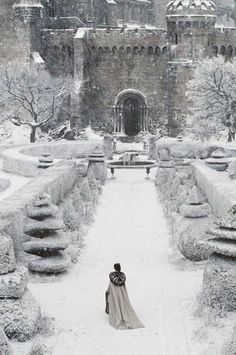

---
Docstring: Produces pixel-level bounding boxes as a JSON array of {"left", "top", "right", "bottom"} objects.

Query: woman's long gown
[{"left": 106, "top": 275, "right": 144, "bottom": 329}]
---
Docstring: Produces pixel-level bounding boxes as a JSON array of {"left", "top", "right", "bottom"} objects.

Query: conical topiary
[
  {"left": 79, "top": 179, "right": 92, "bottom": 205},
  {"left": 79, "top": 179, "right": 92, "bottom": 222},
  {"left": 87, "top": 169, "right": 99, "bottom": 206},
  {"left": 63, "top": 198, "right": 80, "bottom": 232},
  {"left": 180, "top": 186, "right": 211, "bottom": 218},
  {"left": 23, "top": 193, "right": 70, "bottom": 274}
]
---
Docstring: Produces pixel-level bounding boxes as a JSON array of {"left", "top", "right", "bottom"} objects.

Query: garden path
[{"left": 28, "top": 169, "right": 204, "bottom": 355}]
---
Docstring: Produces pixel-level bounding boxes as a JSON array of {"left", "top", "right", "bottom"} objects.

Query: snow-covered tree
[
  {"left": 0, "top": 62, "right": 72, "bottom": 142},
  {"left": 187, "top": 57, "right": 236, "bottom": 140}
]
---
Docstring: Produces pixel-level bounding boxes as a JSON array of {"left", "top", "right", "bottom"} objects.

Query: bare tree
[
  {"left": 187, "top": 56, "right": 236, "bottom": 140},
  {"left": 0, "top": 62, "right": 72, "bottom": 142}
]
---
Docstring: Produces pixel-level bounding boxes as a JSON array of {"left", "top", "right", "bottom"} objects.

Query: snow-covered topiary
[
  {"left": 87, "top": 169, "right": 99, "bottom": 206},
  {"left": 0, "top": 290, "right": 41, "bottom": 341},
  {"left": 63, "top": 199, "right": 81, "bottom": 232},
  {"left": 0, "top": 327, "right": 12, "bottom": 355},
  {"left": 79, "top": 179, "right": 92, "bottom": 204},
  {"left": 24, "top": 193, "right": 70, "bottom": 274},
  {"left": 0, "top": 232, "right": 16, "bottom": 275},
  {"left": 222, "top": 326, "right": 236, "bottom": 355}
]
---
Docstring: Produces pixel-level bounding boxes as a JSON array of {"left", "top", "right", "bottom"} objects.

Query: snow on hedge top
[{"left": 166, "top": 0, "right": 216, "bottom": 17}]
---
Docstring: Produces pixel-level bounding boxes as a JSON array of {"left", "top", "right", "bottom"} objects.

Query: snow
[
  {"left": 10, "top": 168, "right": 208, "bottom": 355},
  {"left": 0, "top": 160, "right": 31, "bottom": 201}
]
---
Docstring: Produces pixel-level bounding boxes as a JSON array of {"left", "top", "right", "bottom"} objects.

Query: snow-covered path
[{"left": 28, "top": 169, "right": 202, "bottom": 355}]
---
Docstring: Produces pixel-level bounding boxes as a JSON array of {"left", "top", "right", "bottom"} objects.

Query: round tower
[
  {"left": 12, "top": 0, "right": 43, "bottom": 52},
  {"left": 12, "top": 0, "right": 43, "bottom": 23},
  {"left": 166, "top": 0, "right": 217, "bottom": 61}
]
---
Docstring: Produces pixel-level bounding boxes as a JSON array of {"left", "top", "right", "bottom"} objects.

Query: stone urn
[
  {"left": 88, "top": 148, "right": 107, "bottom": 185},
  {"left": 180, "top": 185, "right": 211, "bottom": 218},
  {"left": 205, "top": 150, "right": 228, "bottom": 171},
  {"left": 177, "top": 186, "right": 211, "bottom": 261},
  {"left": 103, "top": 134, "right": 113, "bottom": 160},
  {"left": 202, "top": 205, "right": 236, "bottom": 310}
]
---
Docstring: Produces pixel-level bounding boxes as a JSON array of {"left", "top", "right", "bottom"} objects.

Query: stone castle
[{"left": 1, "top": 0, "right": 236, "bottom": 136}]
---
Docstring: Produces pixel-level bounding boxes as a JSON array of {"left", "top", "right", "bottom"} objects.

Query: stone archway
[{"left": 113, "top": 89, "right": 148, "bottom": 136}]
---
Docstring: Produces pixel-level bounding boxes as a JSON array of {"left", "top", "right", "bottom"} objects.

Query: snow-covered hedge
[
  {"left": 192, "top": 161, "right": 236, "bottom": 217},
  {"left": 0, "top": 161, "right": 80, "bottom": 256},
  {"left": 1, "top": 141, "right": 101, "bottom": 177}
]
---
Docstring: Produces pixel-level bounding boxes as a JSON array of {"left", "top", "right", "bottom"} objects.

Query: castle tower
[
  {"left": 12, "top": 0, "right": 43, "bottom": 52},
  {"left": 166, "top": 0, "right": 217, "bottom": 62}
]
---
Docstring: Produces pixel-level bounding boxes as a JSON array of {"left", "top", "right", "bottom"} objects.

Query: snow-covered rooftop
[{"left": 166, "top": 0, "right": 216, "bottom": 17}]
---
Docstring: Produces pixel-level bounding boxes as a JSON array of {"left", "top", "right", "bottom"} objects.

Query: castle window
[
  {"left": 200, "top": 21, "right": 206, "bottom": 28},
  {"left": 193, "top": 21, "right": 198, "bottom": 28},
  {"left": 155, "top": 47, "right": 161, "bottom": 56},
  {"left": 47, "top": 0, "right": 56, "bottom": 18},
  {"left": 162, "top": 46, "right": 168, "bottom": 55},
  {"left": 148, "top": 47, "right": 154, "bottom": 55},
  {"left": 227, "top": 45, "right": 233, "bottom": 57},
  {"left": 212, "top": 45, "right": 218, "bottom": 56},
  {"left": 139, "top": 46, "right": 146, "bottom": 55},
  {"left": 172, "top": 33, "right": 178, "bottom": 45},
  {"left": 178, "top": 21, "right": 184, "bottom": 29},
  {"left": 220, "top": 46, "right": 226, "bottom": 55},
  {"left": 186, "top": 21, "right": 191, "bottom": 28}
]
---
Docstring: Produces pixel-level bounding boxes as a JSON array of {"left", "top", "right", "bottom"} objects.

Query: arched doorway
[{"left": 113, "top": 89, "right": 148, "bottom": 136}]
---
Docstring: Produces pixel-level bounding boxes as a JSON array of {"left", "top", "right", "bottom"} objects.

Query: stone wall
[
  {"left": 41, "top": 29, "right": 76, "bottom": 75},
  {"left": 1, "top": 141, "right": 102, "bottom": 177},
  {"left": 73, "top": 28, "right": 169, "bottom": 130},
  {"left": 191, "top": 160, "right": 236, "bottom": 217}
]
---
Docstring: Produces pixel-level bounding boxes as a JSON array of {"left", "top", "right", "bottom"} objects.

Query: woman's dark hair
[{"left": 114, "top": 263, "right": 121, "bottom": 272}]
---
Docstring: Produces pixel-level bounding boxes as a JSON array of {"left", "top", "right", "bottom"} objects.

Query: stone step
[
  {"left": 26, "top": 205, "right": 58, "bottom": 220},
  {"left": 24, "top": 218, "right": 64, "bottom": 237},
  {"left": 207, "top": 227, "right": 236, "bottom": 240},
  {"left": 24, "top": 237, "right": 70, "bottom": 256},
  {"left": 29, "top": 253, "right": 70, "bottom": 274},
  {"left": 203, "top": 238, "right": 236, "bottom": 257}
]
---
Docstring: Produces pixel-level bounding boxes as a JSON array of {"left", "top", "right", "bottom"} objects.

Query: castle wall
[
  {"left": 73, "top": 28, "right": 169, "bottom": 131},
  {"left": 41, "top": 29, "right": 76, "bottom": 75}
]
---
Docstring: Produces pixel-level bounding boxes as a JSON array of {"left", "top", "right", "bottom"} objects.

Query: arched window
[
  {"left": 227, "top": 45, "right": 233, "bottom": 57},
  {"left": 126, "top": 46, "right": 132, "bottom": 54},
  {"left": 48, "top": 0, "right": 56, "bottom": 18},
  {"left": 148, "top": 46, "right": 154, "bottom": 55},
  {"left": 112, "top": 46, "right": 118, "bottom": 55},
  {"left": 133, "top": 46, "right": 139, "bottom": 55},
  {"left": 212, "top": 45, "right": 218, "bottom": 56},
  {"left": 172, "top": 33, "right": 178, "bottom": 45},
  {"left": 220, "top": 45, "right": 226, "bottom": 55},
  {"left": 139, "top": 46, "right": 145, "bottom": 55},
  {"left": 186, "top": 21, "right": 191, "bottom": 28},
  {"left": 162, "top": 46, "right": 168, "bottom": 55},
  {"left": 155, "top": 46, "right": 161, "bottom": 56}
]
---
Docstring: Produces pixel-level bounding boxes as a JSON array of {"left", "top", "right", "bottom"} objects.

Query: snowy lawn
[
  {"left": 12, "top": 169, "right": 235, "bottom": 355},
  {"left": 0, "top": 159, "right": 31, "bottom": 201}
]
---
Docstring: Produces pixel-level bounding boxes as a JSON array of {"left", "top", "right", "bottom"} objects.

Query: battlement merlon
[{"left": 74, "top": 27, "right": 167, "bottom": 48}]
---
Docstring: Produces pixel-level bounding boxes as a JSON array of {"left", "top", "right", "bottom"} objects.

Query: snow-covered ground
[
  {"left": 0, "top": 159, "right": 31, "bottom": 201},
  {"left": 11, "top": 168, "right": 236, "bottom": 355}
]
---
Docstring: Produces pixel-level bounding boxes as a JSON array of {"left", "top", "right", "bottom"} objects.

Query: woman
[{"left": 105, "top": 263, "right": 144, "bottom": 329}]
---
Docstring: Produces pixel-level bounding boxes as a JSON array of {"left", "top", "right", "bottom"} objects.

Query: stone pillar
[
  {"left": 103, "top": 134, "right": 113, "bottom": 159},
  {"left": 148, "top": 134, "right": 156, "bottom": 159},
  {"left": 88, "top": 148, "right": 107, "bottom": 185}
]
